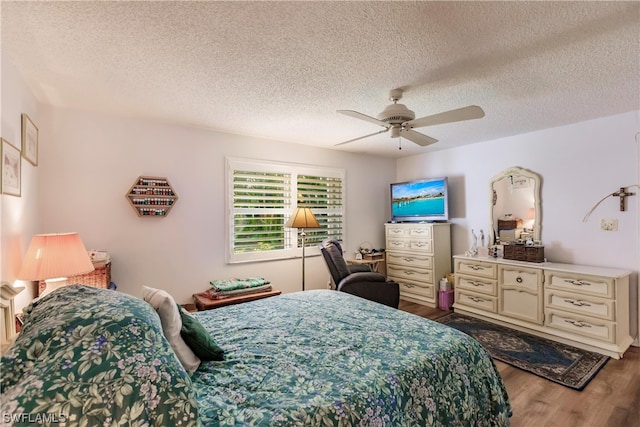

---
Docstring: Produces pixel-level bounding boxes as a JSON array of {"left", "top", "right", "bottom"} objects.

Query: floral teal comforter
[
  {"left": 0, "top": 286, "right": 198, "bottom": 427},
  {"left": 192, "top": 290, "right": 511, "bottom": 426}
]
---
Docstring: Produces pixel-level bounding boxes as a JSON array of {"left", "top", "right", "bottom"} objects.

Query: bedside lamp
[
  {"left": 285, "top": 207, "right": 320, "bottom": 291},
  {"left": 17, "top": 233, "right": 94, "bottom": 297}
]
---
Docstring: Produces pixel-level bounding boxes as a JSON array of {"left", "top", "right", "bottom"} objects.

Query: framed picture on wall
[
  {"left": 21, "top": 113, "right": 38, "bottom": 166},
  {"left": 1, "top": 138, "right": 21, "bottom": 197}
]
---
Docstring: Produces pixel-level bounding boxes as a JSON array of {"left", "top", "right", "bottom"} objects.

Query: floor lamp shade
[
  {"left": 17, "top": 233, "right": 94, "bottom": 292},
  {"left": 284, "top": 207, "right": 320, "bottom": 229},
  {"left": 285, "top": 207, "right": 321, "bottom": 291}
]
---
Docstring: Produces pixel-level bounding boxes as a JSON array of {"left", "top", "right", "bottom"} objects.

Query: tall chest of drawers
[
  {"left": 385, "top": 223, "right": 451, "bottom": 307},
  {"left": 453, "top": 255, "right": 632, "bottom": 359}
]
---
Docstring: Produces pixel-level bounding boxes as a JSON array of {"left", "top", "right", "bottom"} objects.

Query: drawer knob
[
  {"left": 469, "top": 281, "right": 483, "bottom": 287},
  {"left": 516, "top": 276, "right": 523, "bottom": 283},
  {"left": 564, "top": 299, "right": 592, "bottom": 307},
  {"left": 403, "top": 257, "right": 414, "bottom": 262},
  {"left": 564, "top": 279, "right": 591, "bottom": 286},
  {"left": 565, "top": 319, "right": 592, "bottom": 328},
  {"left": 469, "top": 296, "right": 486, "bottom": 303},
  {"left": 469, "top": 265, "right": 483, "bottom": 271}
]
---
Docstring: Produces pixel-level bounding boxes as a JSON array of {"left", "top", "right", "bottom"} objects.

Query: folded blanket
[
  {"left": 201, "top": 284, "right": 273, "bottom": 300},
  {"left": 210, "top": 277, "right": 271, "bottom": 293}
]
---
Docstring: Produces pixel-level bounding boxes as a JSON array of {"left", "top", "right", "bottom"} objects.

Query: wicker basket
[
  {"left": 38, "top": 262, "right": 111, "bottom": 295},
  {"left": 503, "top": 243, "right": 544, "bottom": 263}
]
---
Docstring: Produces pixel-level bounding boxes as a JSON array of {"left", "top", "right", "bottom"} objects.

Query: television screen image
[{"left": 391, "top": 177, "right": 449, "bottom": 222}]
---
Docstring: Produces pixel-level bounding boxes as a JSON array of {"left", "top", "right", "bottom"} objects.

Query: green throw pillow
[{"left": 177, "top": 304, "right": 224, "bottom": 361}]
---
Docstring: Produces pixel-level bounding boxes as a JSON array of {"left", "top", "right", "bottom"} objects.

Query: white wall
[
  {"left": 35, "top": 106, "right": 396, "bottom": 304},
  {"left": 0, "top": 52, "right": 41, "bottom": 310},
  {"left": 397, "top": 110, "right": 640, "bottom": 342}
]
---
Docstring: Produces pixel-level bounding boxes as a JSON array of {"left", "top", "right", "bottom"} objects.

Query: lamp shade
[
  {"left": 284, "top": 207, "right": 320, "bottom": 229},
  {"left": 17, "top": 233, "right": 94, "bottom": 281},
  {"left": 527, "top": 207, "right": 536, "bottom": 220}
]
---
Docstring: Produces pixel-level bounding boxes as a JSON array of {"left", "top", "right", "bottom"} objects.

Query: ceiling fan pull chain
[{"left": 398, "top": 136, "right": 402, "bottom": 150}]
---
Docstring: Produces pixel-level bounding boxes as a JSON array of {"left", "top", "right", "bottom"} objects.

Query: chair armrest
[
  {"left": 337, "top": 272, "right": 386, "bottom": 288},
  {"left": 348, "top": 264, "right": 372, "bottom": 274}
]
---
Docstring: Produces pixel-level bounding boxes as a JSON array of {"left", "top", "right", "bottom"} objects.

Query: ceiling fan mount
[
  {"left": 336, "top": 89, "right": 485, "bottom": 148},
  {"left": 377, "top": 90, "right": 415, "bottom": 125}
]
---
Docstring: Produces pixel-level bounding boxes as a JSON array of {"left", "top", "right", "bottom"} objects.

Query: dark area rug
[{"left": 436, "top": 312, "right": 609, "bottom": 390}]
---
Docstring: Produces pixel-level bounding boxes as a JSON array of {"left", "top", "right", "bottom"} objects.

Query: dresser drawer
[
  {"left": 408, "top": 227, "right": 432, "bottom": 238},
  {"left": 546, "top": 290, "right": 614, "bottom": 321},
  {"left": 409, "top": 239, "right": 432, "bottom": 252},
  {"left": 455, "top": 289, "right": 497, "bottom": 313},
  {"left": 499, "top": 266, "right": 542, "bottom": 294},
  {"left": 455, "top": 259, "right": 497, "bottom": 279},
  {"left": 387, "top": 238, "right": 433, "bottom": 253},
  {"left": 388, "top": 265, "right": 433, "bottom": 284},
  {"left": 545, "top": 271, "right": 614, "bottom": 299},
  {"left": 545, "top": 309, "right": 616, "bottom": 343},
  {"left": 386, "top": 224, "right": 433, "bottom": 239},
  {"left": 456, "top": 274, "right": 497, "bottom": 296},
  {"left": 387, "top": 238, "right": 410, "bottom": 250},
  {"left": 500, "top": 287, "right": 543, "bottom": 324},
  {"left": 386, "top": 226, "right": 409, "bottom": 237},
  {"left": 386, "top": 252, "right": 433, "bottom": 270},
  {"left": 399, "top": 281, "right": 435, "bottom": 299}
]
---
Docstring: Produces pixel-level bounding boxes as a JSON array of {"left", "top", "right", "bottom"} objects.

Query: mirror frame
[{"left": 489, "top": 166, "right": 542, "bottom": 245}]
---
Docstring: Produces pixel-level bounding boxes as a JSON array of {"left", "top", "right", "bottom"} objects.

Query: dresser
[
  {"left": 385, "top": 223, "right": 451, "bottom": 307},
  {"left": 453, "top": 255, "right": 632, "bottom": 359}
]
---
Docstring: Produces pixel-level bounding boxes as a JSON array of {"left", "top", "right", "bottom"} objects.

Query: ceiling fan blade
[
  {"left": 400, "top": 129, "right": 438, "bottom": 147},
  {"left": 405, "top": 105, "right": 485, "bottom": 129},
  {"left": 337, "top": 110, "right": 390, "bottom": 128},
  {"left": 335, "top": 128, "right": 390, "bottom": 146}
]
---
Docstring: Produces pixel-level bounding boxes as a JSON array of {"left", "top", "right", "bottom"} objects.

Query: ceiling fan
[{"left": 336, "top": 89, "right": 485, "bottom": 148}]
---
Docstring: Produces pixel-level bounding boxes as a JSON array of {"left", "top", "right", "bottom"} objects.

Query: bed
[{"left": 0, "top": 286, "right": 511, "bottom": 426}]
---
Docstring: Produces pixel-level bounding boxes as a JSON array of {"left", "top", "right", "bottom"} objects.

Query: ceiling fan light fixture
[{"left": 377, "top": 103, "right": 415, "bottom": 124}]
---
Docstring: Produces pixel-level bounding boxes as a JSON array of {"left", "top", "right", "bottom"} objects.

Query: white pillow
[{"left": 142, "top": 286, "right": 200, "bottom": 373}]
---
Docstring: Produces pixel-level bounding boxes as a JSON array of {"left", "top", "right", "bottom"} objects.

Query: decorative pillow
[
  {"left": 177, "top": 304, "right": 224, "bottom": 361},
  {"left": 142, "top": 286, "right": 201, "bottom": 373}
]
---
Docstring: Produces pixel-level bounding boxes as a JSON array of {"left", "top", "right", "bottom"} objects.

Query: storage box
[
  {"left": 498, "top": 218, "right": 523, "bottom": 230},
  {"left": 503, "top": 243, "right": 544, "bottom": 263}
]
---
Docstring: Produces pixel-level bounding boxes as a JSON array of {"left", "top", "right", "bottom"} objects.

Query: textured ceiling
[{"left": 2, "top": 1, "right": 639, "bottom": 158}]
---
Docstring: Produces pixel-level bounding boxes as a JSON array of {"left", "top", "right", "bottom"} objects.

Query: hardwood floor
[{"left": 399, "top": 300, "right": 640, "bottom": 427}]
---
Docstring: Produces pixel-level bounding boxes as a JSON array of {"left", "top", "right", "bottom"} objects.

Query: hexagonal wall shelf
[{"left": 126, "top": 176, "right": 178, "bottom": 217}]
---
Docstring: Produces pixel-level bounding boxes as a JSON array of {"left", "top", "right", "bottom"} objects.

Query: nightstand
[{"left": 193, "top": 289, "right": 282, "bottom": 311}]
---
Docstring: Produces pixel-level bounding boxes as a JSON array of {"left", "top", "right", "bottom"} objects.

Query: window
[{"left": 227, "top": 158, "right": 344, "bottom": 263}]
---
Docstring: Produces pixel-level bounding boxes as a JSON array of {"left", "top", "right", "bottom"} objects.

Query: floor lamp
[{"left": 285, "top": 207, "right": 320, "bottom": 291}]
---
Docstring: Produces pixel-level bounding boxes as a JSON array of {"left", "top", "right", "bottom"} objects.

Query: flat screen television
[{"left": 390, "top": 177, "right": 449, "bottom": 222}]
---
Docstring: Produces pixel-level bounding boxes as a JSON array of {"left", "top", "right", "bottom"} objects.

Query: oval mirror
[{"left": 489, "top": 167, "right": 542, "bottom": 245}]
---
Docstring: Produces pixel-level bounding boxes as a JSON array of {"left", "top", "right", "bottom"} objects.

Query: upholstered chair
[{"left": 319, "top": 239, "right": 400, "bottom": 308}]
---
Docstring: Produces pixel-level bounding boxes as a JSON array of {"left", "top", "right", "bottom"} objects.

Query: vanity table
[
  {"left": 454, "top": 166, "right": 633, "bottom": 359},
  {"left": 453, "top": 255, "right": 632, "bottom": 359}
]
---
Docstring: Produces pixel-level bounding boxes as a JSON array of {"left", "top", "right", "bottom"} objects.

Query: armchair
[{"left": 319, "top": 239, "right": 400, "bottom": 308}]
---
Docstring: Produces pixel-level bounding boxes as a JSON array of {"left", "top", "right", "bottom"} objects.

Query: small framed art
[
  {"left": 21, "top": 113, "right": 38, "bottom": 166},
  {"left": 1, "top": 138, "right": 21, "bottom": 197}
]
